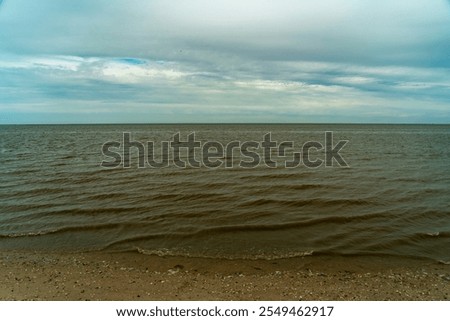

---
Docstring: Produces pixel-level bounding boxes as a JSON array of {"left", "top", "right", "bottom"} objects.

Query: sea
[{"left": 0, "top": 124, "right": 449, "bottom": 262}]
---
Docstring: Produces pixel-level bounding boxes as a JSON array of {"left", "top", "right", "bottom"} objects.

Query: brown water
[{"left": 0, "top": 124, "right": 449, "bottom": 262}]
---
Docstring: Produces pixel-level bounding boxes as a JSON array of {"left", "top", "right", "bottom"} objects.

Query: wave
[
  {"left": 239, "top": 172, "right": 314, "bottom": 180},
  {"left": 0, "top": 222, "right": 142, "bottom": 239},
  {"left": 238, "top": 197, "right": 375, "bottom": 208},
  {"left": 101, "top": 212, "right": 389, "bottom": 248},
  {"left": 133, "top": 247, "right": 315, "bottom": 261}
]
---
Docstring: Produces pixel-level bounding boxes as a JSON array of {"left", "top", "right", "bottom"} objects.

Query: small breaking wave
[{"left": 134, "top": 247, "right": 315, "bottom": 260}]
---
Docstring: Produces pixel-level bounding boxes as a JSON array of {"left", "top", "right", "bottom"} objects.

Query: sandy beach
[{"left": 0, "top": 251, "right": 449, "bottom": 301}]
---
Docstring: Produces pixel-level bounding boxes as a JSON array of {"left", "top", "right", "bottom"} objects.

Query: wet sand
[{"left": 0, "top": 251, "right": 449, "bottom": 301}]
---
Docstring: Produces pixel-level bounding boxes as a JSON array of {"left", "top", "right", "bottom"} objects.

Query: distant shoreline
[{"left": 1, "top": 123, "right": 450, "bottom": 126}]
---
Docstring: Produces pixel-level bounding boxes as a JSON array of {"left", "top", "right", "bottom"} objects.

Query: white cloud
[
  {"left": 234, "top": 80, "right": 305, "bottom": 91},
  {"left": 96, "top": 61, "right": 189, "bottom": 84}
]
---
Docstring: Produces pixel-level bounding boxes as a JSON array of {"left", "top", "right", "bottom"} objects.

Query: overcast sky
[{"left": 0, "top": 0, "right": 449, "bottom": 123}]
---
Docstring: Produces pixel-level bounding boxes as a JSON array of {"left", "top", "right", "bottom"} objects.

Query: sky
[{"left": 0, "top": 0, "right": 449, "bottom": 124}]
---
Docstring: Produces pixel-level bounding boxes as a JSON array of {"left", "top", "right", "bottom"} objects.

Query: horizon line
[{"left": 1, "top": 122, "right": 449, "bottom": 126}]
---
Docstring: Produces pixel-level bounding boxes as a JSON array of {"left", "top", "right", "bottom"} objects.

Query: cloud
[
  {"left": 2, "top": 0, "right": 449, "bottom": 66},
  {"left": 0, "top": 1, "right": 449, "bottom": 123},
  {"left": 1, "top": 53, "right": 448, "bottom": 123}
]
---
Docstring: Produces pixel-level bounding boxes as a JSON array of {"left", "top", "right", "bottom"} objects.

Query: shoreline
[{"left": 0, "top": 250, "right": 449, "bottom": 301}]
